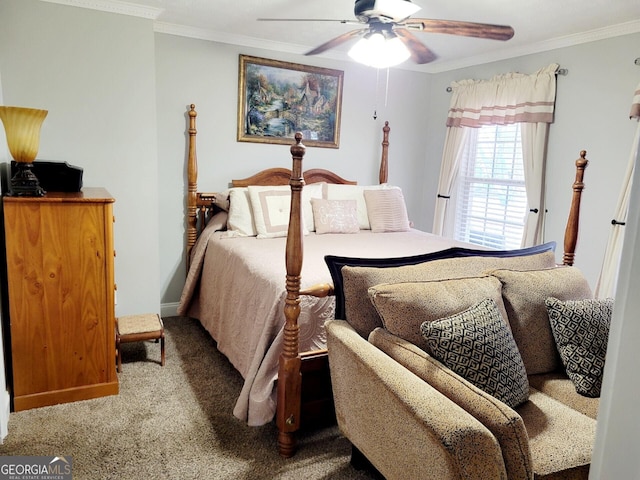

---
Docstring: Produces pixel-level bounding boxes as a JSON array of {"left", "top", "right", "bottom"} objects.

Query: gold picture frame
[{"left": 237, "top": 55, "right": 344, "bottom": 148}]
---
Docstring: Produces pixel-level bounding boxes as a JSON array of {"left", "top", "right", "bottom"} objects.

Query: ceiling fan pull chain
[
  {"left": 373, "top": 68, "right": 380, "bottom": 119},
  {"left": 385, "top": 67, "right": 390, "bottom": 107}
]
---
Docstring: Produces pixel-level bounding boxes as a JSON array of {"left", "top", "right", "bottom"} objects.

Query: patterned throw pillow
[
  {"left": 421, "top": 298, "right": 530, "bottom": 408},
  {"left": 311, "top": 198, "right": 359, "bottom": 234},
  {"left": 545, "top": 297, "right": 613, "bottom": 397},
  {"left": 368, "top": 276, "right": 508, "bottom": 352}
]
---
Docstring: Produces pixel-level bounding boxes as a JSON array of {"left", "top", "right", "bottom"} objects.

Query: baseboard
[
  {"left": 0, "top": 389, "right": 10, "bottom": 442},
  {"left": 161, "top": 302, "right": 180, "bottom": 318}
]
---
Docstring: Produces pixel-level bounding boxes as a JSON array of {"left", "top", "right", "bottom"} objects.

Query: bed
[{"left": 178, "top": 104, "right": 587, "bottom": 457}]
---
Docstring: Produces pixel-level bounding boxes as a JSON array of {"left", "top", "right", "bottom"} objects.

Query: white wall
[
  {"left": 154, "top": 33, "right": 430, "bottom": 310},
  {"left": 0, "top": 0, "right": 638, "bottom": 474},
  {"left": 0, "top": 0, "right": 160, "bottom": 316},
  {"left": 423, "top": 33, "right": 640, "bottom": 288},
  {"left": 9, "top": 2, "right": 632, "bottom": 311},
  {"left": 591, "top": 123, "right": 640, "bottom": 478}
]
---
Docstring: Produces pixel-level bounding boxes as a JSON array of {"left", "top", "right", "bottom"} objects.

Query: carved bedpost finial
[
  {"left": 290, "top": 132, "right": 305, "bottom": 179},
  {"left": 379, "top": 121, "right": 390, "bottom": 184},
  {"left": 563, "top": 150, "right": 589, "bottom": 266},
  {"left": 186, "top": 104, "right": 199, "bottom": 268},
  {"left": 278, "top": 131, "right": 306, "bottom": 458}
]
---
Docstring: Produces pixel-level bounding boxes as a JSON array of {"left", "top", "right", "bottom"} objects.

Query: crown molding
[
  {"left": 156, "top": 18, "right": 640, "bottom": 74},
  {"left": 153, "top": 22, "right": 311, "bottom": 57},
  {"left": 40, "top": 1, "right": 640, "bottom": 74},
  {"left": 39, "top": 0, "right": 163, "bottom": 20}
]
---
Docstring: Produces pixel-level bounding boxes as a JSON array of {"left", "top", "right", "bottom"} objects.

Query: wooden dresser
[{"left": 3, "top": 188, "right": 118, "bottom": 411}]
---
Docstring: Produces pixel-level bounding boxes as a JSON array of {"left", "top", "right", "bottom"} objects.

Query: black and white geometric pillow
[
  {"left": 545, "top": 296, "right": 613, "bottom": 397},
  {"left": 420, "top": 298, "right": 530, "bottom": 408}
]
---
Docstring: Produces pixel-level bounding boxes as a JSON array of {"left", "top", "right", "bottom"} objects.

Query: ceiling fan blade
[
  {"left": 305, "top": 28, "right": 367, "bottom": 56},
  {"left": 404, "top": 18, "right": 514, "bottom": 41},
  {"left": 394, "top": 28, "right": 438, "bottom": 64}
]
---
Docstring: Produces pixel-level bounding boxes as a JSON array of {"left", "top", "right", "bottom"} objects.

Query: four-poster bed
[{"left": 179, "top": 104, "right": 587, "bottom": 458}]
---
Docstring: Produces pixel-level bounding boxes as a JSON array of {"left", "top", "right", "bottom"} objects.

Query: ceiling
[{"left": 47, "top": 0, "right": 640, "bottom": 72}]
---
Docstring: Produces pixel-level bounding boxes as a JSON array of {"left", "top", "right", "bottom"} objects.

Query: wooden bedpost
[
  {"left": 278, "top": 132, "right": 306, "bottom": 458},
  {"left": 379, "top": 121, "right": 390, "bottom": 184},
  {"left": 187, "top": 104, "right": 198, "bottom": 266},
  {"left": 563, "top": 150, "right": 588, "bottom": 266}
]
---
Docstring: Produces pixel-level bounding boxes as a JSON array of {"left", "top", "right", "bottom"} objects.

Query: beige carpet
[{"left": 0, "top": 316, "right": 377, "bottom": 480}]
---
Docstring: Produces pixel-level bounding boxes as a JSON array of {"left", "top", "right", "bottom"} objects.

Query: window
[{"left": 453, "top": 124, "right": 527, "bottom": 250}]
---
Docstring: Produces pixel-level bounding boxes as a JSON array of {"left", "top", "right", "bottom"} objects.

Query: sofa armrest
[
  {"left": 369, "top": 327, "right": 533, "bottom": 480},
  {"left": 326, "top": 319, "right": 507, "bottom": 480}
]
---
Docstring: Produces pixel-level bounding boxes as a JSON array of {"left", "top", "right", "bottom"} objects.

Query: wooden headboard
[
  {"left": 231, "top": 167, "right": 356, "bottom": 187},
  {"left": 185, "top": 104, "right": 391, "bottom": 263}
]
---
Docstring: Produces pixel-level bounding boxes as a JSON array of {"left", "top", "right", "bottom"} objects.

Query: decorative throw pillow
[
  {"left": 311, "top": 198, "right": 359, "bottom": 234},
  {"left": 323, "top": 184, "right": 396, "bottom": 230},
  {"left": 488, "top": 266, "right": 593, "bottom": 375},
  {"left": 421, "top": 298, "right": 530, "bottom": 408},
  {"left": 247, "top": 184, "right": 322, "bottom": 237},
  {"left": 363, "top": 188, "right": 411, "bottom": 233},
  {"left": 368, "top": 276, "right": 508, "bottom": 352},
  {"left": 323, "top": 184, "right": 371, "bottom": 230},
  {"left": 301, "top": 182, "right": 324, "bottom": 232},
  {"left": 227, "top": 188, "right": 257, "bottom": 236},
  {"left": 248, "top": 186, "right": 292, "bottom": 238},
  {"left": 545, "top": 297, "right": 613, "bottom": 397}
]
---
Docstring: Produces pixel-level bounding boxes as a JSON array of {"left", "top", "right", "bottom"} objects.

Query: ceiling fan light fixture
[
  {"left": 348, "top": 31, "right": 411, "bottom": 68},
  {"left": 354, "top": 0, "right": 421, "bottom": 23}
]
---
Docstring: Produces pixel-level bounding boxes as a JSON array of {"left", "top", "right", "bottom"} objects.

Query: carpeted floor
[{"left": 0, "top": 316, "right": 377, "bottom": 479}]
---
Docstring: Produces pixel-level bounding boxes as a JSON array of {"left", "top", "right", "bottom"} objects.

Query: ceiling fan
[{"left": 258, "top": 0, "right": 514, "bottom": 67}]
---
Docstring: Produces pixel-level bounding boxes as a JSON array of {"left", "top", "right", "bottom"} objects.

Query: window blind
[{"left": 454, "top": 124, "right": 526, "bottom": 250}]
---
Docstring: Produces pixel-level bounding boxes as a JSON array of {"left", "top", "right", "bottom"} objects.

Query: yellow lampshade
[{"left": 0, "top": 106, "right": 48, "bottom": 163}]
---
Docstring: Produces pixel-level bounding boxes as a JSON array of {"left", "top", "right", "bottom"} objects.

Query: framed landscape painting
[{"left": 237, "top": 55, "right": 344, "bottom": 148}]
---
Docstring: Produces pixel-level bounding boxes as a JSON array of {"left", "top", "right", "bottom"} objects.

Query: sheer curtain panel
[
  {"left": 595, "top": 81, "right": 640, "bottom": 298},
  {"left": 433, "top": 63, "right": 558, "bottom": 244}
]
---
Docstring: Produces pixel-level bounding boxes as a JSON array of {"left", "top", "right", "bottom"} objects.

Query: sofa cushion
[
  {"left": 338, "top": 248, "right": 557, "bottom": 338},
  {"left": 367, "top": 276, "right": 507, "bottom": 352},
  {"left": 489, "top": 267, "right": 593, "bottom": 375},
  {"left": 545, "top": 297, "right": 613, "bottom": 397},
  {"left": 528, "top": 372, "right": 599, "bottom": 420},
  {"left": 369, "top": 327, "right": 533, "bottom": 479},
  {"left": 516, "top": 388, "right": 595, "bottom": 478},
  {"left": 421, "top": 298, "right": 530, "bottom": 408}
]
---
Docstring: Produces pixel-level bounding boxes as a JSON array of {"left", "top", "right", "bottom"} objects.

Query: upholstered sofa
[{"left": 325, "top": 244, "right": 610, "bottom": 480}]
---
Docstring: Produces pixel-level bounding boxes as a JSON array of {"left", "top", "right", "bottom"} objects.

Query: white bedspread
[{"left": 178, "top": 215, "right": 465, "bottom": 426}]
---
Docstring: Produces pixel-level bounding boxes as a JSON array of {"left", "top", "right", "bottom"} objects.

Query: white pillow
[
  {"left": 227, "top": 188, "right": 256, "bottom": 236},
  {"left": 311, "top": 198, "right": 360, "bottom": 234},
  {"left": 363, "top": 188, "right": 411, "bottom": 233},
  {"left": 248, "top": 186, "right": 291, "bottom": 238},
  {"left": 303, "top": 183, "right": 324, "bottom": 231},
  {"left": 323, "top": 184, "right": 399, "bottom": 230},
  {"left": 247, "top": 184, "right": 323, "bottom": 238}
]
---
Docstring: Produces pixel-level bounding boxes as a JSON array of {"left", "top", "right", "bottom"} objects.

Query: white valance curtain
[
  {"left": 595, "top": 81, "right": 640, "bottom": 298},
  {"left": 433, "top": 63, "right": 558, "bottom": 246}
]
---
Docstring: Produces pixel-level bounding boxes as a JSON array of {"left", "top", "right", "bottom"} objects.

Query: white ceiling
[{"left": 45, "top": 0, "right": 640, "bottom": 72}]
